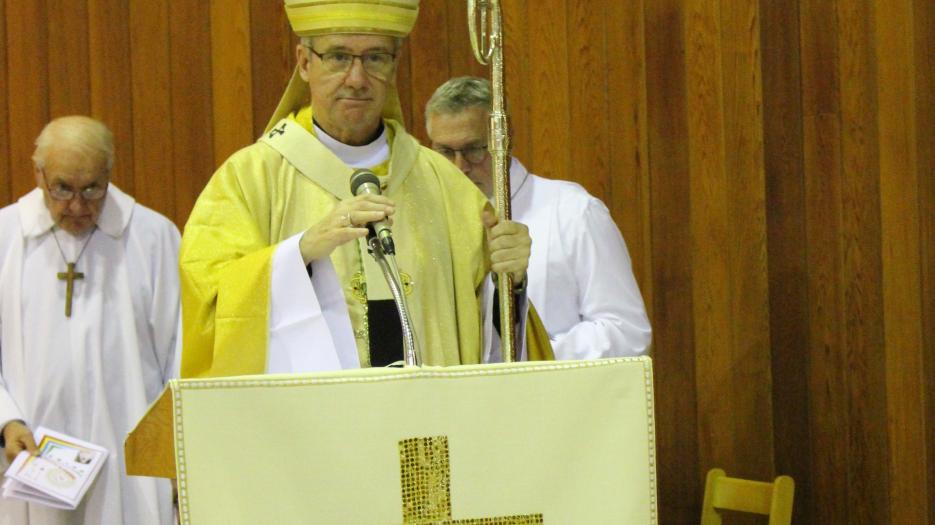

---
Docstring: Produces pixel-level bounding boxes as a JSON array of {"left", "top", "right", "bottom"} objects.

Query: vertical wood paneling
[
  {"left": 917, "top": 2, "right": 935, "bottom": 519},
  {"left": 445, "top": 1, "right": 486, "bottom": 80},
  {"left": 0, "top": 0, "right": 10, "bottom": 205},
  {"left": 566, "top": 0, "right": 608, "bottom": 201},
  {"left": 46, "top": 0, "right": 89, "bottom": 116},
  {"left": 129, "top": 1, "right": 174, "bottom": 217},
  {"left": 684, "top": 0, "right": 736, "bottom": 478},
  {"left": 876, "top": 1, "right": 927, "bottom": 523},
  {"left": 6, "top": 0, "right": 48, "bottom": 201},
  {"left": 88, "top": 0, "right": 134, "bottom": 193},
  {"left": 170, "top": 0, "right": 213, "bottom": 226},
  {"left": 210, "top": 0, "right": 254, "bottom": 167},
  {"left": 804, "top": 115, "right": 849, "bottom": 525},
  {"left": 759, "top": 0, "right": 810, "bottom": 521},
  {"left": 500, "top": 1, "right": 530, "bottom": 163},
  {"left": 836, "top": 2, "right": 889, "bottom": 522},
  {"left": 800, "top": 1, "right": 849, "bottom": 522},
  {"left": 526, "top": 0, "right": 569, "bottom": 180},
  {"left": 644, "top": 1, "right": 698, "bottom": 522},
  {"left": 606, "top": 0, "right": 652, "bottom": 310},
  {"left": 250, "top": 0, "right": 294, "bottom": 138},
  {"left": 720, "top": 0, "right": 773, "bottom": 480},
  {"left": 405, "top": 0, "right": 449, "bottom": 143}
]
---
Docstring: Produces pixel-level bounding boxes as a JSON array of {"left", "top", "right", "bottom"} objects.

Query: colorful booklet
[{"left": 2, "top": 427, "right": 108, "bottom": 510}]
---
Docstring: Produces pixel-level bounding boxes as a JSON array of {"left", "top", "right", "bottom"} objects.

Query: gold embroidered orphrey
[
  {"left": 398, "top": 436, "right": 543, "bottom": 524},
  {"left": 350, "top": 270, "right": 414, "bottom": 304}
]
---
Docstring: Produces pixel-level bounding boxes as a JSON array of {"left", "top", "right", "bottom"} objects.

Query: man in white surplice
[
  {"left": 426, "top": 77, "right": 652, "bottom": 359},
  {"left": 0, "top": 116, "right": 178, "bottom": 524}
]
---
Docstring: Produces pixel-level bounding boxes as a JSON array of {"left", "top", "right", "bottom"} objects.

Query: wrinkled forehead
[
  {"left": 41, "top": 147, "right": 110, "bottom": 187},
  {"left": 310, "top": 33, "right": 398, "bottom": 52},
  {"left": 428, "top": 108, "right": 489, "bottom": 146}
]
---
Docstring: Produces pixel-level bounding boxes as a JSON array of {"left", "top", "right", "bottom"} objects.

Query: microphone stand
[{"left": 366, "top": 235, "right": 421, "bottom": 367}]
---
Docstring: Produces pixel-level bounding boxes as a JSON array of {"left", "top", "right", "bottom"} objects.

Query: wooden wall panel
[
  {"left": 917, "top": 2, "right": 935, "bottom": 520},
  {"left": 6, "top": 0, "right": 48, "bottom": 201},
  {"left": 836, "top": 2, "right": 889, "bottom": 522},
  {"left": 606, "top": 0, "right": 652, "bottom": 309},
  {"left": 129, "top": 1, "right": 174, "bottom": 217},
  {"left": 249, "top": 0, "right": 294, "bottom": 139},
  {"left": 526, "top": 1, "right": 569, "bottom": 181},
  {"left": 405, "top": 0, "right": 449, "bottom": 143},
  {"left": 718, "top": 0, "right": 773, "bottom": 479},
  {"left": 500, "top": 1, "right": 530, "bottom": 163},
  {"left": 2, "top": 1, "right": 934, "bottom": 523},
  {"left": 684, "top": 0, "right": 739, "bottom": 480},
  {"left": 760, "top": 0, "right": 810, "bottom": 521},
  {"left": 876, "top": 1, "right": 927, "bottom": 523},
  {"left": 0, "top": 0, "right": 10, "bottom": 204},
  {"left": 445, "top": 1, "right": 487, "bottom": 82},
  {"left": 169, "top": 0, "right": 213, "bottom": 225},
  {"left": 88, "top": 0, "right": 134, "bottom": 193},
  {"left": 47, "top": 0, "right": 89, "bottom": 117},
  {"left": 800, "top": 1, "right": 849, "bottom": 522},
  {"left": 644, "top": 2, "right": 698, "bottom": 523},
  {"left": 210, "top": 0, "right": 253, "bottom": 167},
  {"left": 567, "top": 0, "right": 609, "bottom": 202}
]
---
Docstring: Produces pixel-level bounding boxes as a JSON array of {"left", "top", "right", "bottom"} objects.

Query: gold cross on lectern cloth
[
  {"left": 57, "top": 262, "right": 84, "bottom": 318},
  {"left": 398, "top": 436, "right": 543, "bottom": 524}
]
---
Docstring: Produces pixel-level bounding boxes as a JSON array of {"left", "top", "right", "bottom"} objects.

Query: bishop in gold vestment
[{"left": 180, "top": 0, "right": 550, "bottom": 378}]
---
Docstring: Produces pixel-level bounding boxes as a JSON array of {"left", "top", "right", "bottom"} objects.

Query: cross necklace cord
[{"left": 52, "top": 226, "right": 96, "bottom": 318}]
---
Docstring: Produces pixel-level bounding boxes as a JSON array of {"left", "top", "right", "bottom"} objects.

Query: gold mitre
[
  {"left": 285, "top": 0, "right": 420, "bottom": 37},
  {"left": 266, "top": 0, "right": 419, "bottom": 133}
]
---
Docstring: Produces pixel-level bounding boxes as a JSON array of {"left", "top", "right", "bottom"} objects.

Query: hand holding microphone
[
  {"left": 298, "top": 172, "right": 395, "bottom": 264},
  {"left": 350, "top": 169, "right": 397, "bottom": 255}
]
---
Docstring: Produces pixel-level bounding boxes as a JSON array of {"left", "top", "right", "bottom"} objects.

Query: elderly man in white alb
[
  {"left": 0, "top": 116, "right": 179, "bottom": 524},
  {"left": 426, "top": 77, "right": 652, "bottom": 359}
]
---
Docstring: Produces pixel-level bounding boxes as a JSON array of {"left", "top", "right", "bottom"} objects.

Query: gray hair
[
  {"left": 33, "top": 116, "right": 114, "bottom": 171},
  {"left": 425, "top": 76, "right": 492, "bottom": 122}
]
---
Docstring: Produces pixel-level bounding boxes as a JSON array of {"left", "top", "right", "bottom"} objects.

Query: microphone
[{"left": 349, "top": 169, "right": 396, "bottom": 255}]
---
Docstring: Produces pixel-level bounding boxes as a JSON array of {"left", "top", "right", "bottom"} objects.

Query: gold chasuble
[{"left": 180, "top": 116, "right": 500, "bottom": 377}]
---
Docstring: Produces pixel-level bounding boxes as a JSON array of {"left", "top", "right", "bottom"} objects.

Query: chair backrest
[{"left": 700, "top": 468, "right": 795, "bottom": 525}]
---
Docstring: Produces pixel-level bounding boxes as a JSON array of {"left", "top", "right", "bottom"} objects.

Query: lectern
[{"left": 127, "top": 358, "right": 657, "bottom": 524}]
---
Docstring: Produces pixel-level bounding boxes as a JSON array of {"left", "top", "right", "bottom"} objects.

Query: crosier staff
[{"left": 468, "top": 0, "right": 515, "bottom": 362}]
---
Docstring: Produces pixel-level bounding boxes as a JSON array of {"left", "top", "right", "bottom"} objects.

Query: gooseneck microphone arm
[
  {"left": 366, "top": 236, "right": 420, "bottom": 367},
  {"left": 349, "top": 169, "right": 421, "bottom": 367}
]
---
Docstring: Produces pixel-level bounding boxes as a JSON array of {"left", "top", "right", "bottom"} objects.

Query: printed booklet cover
[{"left": 2, "top": 427, "right": 108, "bottom": 509}]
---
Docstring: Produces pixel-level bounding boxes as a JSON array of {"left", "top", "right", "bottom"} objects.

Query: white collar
[
  {"left": 314, "top": 122, "right": 390, "bottom": 168},
  {"left": 509, "top": 157, "right": 532, "bottom": 199},
  {"left": 18, "top": 184, "right": 136, "bottom": 239}
]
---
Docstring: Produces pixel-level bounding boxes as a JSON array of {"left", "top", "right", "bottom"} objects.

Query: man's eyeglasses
[
  {"left": 40, "top": 169, "right": 108, "bottom": 201},
  {"left": 306, "top": 48, "right": 397, "bottom": 80},
  {"left": 432, "top": 144, "right": 489, "bottom": 165}
]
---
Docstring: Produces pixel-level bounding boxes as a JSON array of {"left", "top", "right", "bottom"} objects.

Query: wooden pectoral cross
[{"left": 57, "top": 262, "right": 84, "bottom": 318}]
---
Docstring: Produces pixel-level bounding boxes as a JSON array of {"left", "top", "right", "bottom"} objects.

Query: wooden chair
[{"left": 700, "top": 468, "right": 795, "bottom": 525}]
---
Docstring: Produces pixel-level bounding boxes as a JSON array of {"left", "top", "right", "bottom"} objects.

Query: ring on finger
[{"left": 341, "top": 213, "right": 351, "bottom": 227}]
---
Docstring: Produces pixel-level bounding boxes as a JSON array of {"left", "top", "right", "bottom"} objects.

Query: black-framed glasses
[
  {"left": 306, "top": 48, "right": 397, "bottom": 80},
  {"left": 40, "top": 169, "right": 109, "bottom": 201},
  {"left": 432, "top": 144, "right": 489, "bottom": 165}
]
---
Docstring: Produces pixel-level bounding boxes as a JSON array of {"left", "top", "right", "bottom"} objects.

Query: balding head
[{"left": 33, "top": 116, "right": 114, "bottom": 171}]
